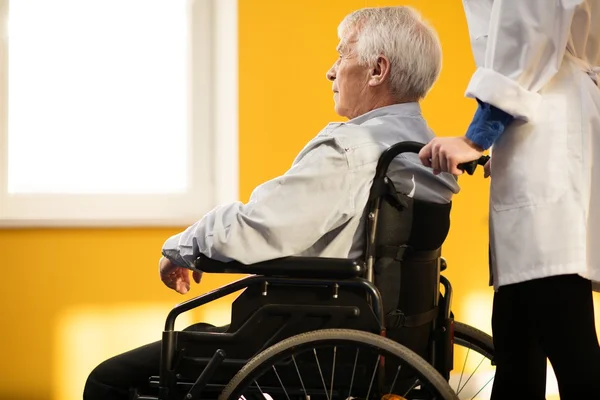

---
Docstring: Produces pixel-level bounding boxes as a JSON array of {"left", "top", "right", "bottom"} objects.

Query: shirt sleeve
[
  {"left": 465, "top": 0, "right": 583, "bottom": 122},
  {"left": 161, "top": 136, "right": 356, "bottom": 268}
]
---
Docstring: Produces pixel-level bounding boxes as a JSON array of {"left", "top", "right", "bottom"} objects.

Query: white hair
[{"left": 338, "top": 6, "right": 442, "bottom": 100}]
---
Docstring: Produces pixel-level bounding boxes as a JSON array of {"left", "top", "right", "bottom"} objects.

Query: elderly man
[{"left": 83, "top": 6, "right": 459, "bottom": 400}]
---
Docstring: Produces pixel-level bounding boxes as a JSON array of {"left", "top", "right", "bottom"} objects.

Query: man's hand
[
  {"left": 159, "top": 256, "right": 202, "bottom": 294},
  {"left": 418, "top": 136, "right": 484, "bottom": 175}
]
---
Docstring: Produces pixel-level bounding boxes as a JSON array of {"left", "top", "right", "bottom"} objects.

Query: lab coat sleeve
[
  {"left": 161, "top": 137, "right": 356, "bottom": 268},
  {"left": 465, "top": 0, "right": 583, "bottom": 122}
]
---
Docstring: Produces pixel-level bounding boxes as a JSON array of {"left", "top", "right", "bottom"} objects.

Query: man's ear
[{"left": 368, "top": 55, "right": 391, "bottom": 87}]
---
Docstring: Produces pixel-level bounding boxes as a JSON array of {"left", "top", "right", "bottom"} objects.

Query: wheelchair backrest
[
  {"left": 368, "top": 176, "right": 451, "bottom": 361},
  {"left": 371, "top": 187, "right": 451, "bottom": 310}
]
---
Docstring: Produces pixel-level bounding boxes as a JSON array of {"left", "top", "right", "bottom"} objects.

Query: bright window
[{"left": 0, "top": 0, "right": 238, "bottom": 226}]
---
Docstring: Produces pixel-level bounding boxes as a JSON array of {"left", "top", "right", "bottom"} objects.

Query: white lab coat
[{"left": 462, "top": 0, "right": 600, "bottom": 290}]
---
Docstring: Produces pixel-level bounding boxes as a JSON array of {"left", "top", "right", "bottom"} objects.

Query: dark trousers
[
  {"left": 83, "top": 323, "right": 228, "bottom": 400},
  {"left": 490, "top": 274, "right": 600, "bottom": 399}
]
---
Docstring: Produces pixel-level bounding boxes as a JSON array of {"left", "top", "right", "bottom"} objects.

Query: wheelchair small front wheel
[{"left": 219, "top": 329, "right": 459, "bottom": 400}]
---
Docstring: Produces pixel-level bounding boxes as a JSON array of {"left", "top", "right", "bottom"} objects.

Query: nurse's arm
[{"left": 465, "top": 0, "right": 584, "bottom": 122}]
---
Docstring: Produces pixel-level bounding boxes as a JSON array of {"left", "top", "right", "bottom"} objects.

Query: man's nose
[{"left": 326, "top": 66, "right": 336, "bottom": 82}]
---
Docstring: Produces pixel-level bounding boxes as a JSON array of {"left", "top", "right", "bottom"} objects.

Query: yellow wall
[{"left": 0, "top": 1, "right": 596, "bottom": 399}]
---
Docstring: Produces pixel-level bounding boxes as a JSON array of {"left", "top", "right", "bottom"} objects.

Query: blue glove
[{"left": 465, "top": 100, "right": 515, "bottom": 150}]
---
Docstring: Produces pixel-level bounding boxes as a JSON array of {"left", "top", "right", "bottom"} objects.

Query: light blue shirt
[{"left": 162, "top": 103, "right": 460, "bottom": 268}]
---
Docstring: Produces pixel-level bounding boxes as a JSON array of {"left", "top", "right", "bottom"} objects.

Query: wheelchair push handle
[
  {"left": 458, "top": 155, "right": 490, "bottom": 176},
  {"left": 375, "top": 140, "right": 489, "bottom": 177}
]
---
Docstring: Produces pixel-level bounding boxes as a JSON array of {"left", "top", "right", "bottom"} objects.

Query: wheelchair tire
[
  {"left": 219, "top": 328, "right": 459, "bottom": 400},
  {"left": 453, "top": 322, "right": 494, "bottom": 361}
]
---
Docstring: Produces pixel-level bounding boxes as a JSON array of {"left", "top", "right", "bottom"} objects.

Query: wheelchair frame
[{"left": 136, "top": 141, "right": 488, "bottom": 400}]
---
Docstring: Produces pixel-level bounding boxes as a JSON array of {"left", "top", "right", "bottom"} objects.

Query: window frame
[{"left": 0, "top": 0, "right": 238, "bottom": 227}]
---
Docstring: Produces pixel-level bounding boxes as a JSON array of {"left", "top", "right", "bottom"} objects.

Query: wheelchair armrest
[{"left": 194, "top": 254, "right": 365, "bottom": 279}]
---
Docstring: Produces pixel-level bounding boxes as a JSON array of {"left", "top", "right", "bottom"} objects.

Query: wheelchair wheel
[
  {"left": 219, "top": 328, "right": 459, "bottom": 400},
  {"left": 451, "top": 322, "right": 495, "bottom": 399}
]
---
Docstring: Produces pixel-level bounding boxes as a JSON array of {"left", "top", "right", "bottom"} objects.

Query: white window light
[{"left": 0, "top": 0, "right": 238, "bottom": 226}]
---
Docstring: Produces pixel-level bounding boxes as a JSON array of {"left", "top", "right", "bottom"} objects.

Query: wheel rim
[{"left": 220, "top": 330, "right": 458, "bottom": 400}]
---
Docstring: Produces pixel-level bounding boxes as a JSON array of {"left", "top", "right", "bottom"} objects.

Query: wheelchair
[{"left": 132, "top": 141, "right": 495, "bottom": 400}]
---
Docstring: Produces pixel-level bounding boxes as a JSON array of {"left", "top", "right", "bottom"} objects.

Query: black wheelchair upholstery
[
  {"left": 199, "top": 255, "right": 365, "bottom": 279},
  {"left": 139, "top": 141, "right": 467, "bottom": 400}
]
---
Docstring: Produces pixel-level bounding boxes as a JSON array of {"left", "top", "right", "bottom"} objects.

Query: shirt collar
[{"left": 345, "top": 102, "right": 422, "bottom": 125}]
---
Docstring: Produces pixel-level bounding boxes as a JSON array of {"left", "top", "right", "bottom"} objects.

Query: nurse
[{"left": 419, "top": 1, "right": 600, "bottom": 398}]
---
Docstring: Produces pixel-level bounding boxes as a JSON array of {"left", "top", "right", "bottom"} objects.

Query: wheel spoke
[
  {"left": 388, "top": 365, "right": 402, "bottom": 395},
  {"left": 365, "top": 354, "right": 381, "bottom": 399},
  {"left": 457, "top": 347, "right": 470, "bottom": 392},
  {"left": 313, "top": 348, "right": 330, "bottom": 400},
  {"left": 253, "top": 380, "right": 265, "bottom": 398},
  {"left": 457, "top": 355, "right": 486, "bottom": 395},
  {"left": 271, "top": 366, "right": 291, "bottom": 400},
  {"left": 469, "top": 376, "right": 494, "bottom": 400},
  {"left": 348, "top": 348, "right": 359, "bottom": 399},
  {"left": 291, "top": 354, "right": 308, "bottom": 399},
  {"left": 402, "top": 378, "right": 420, "bottom": 398},
  {"left": 329, "top": 346, "right": 337, "bottom": 400}
]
